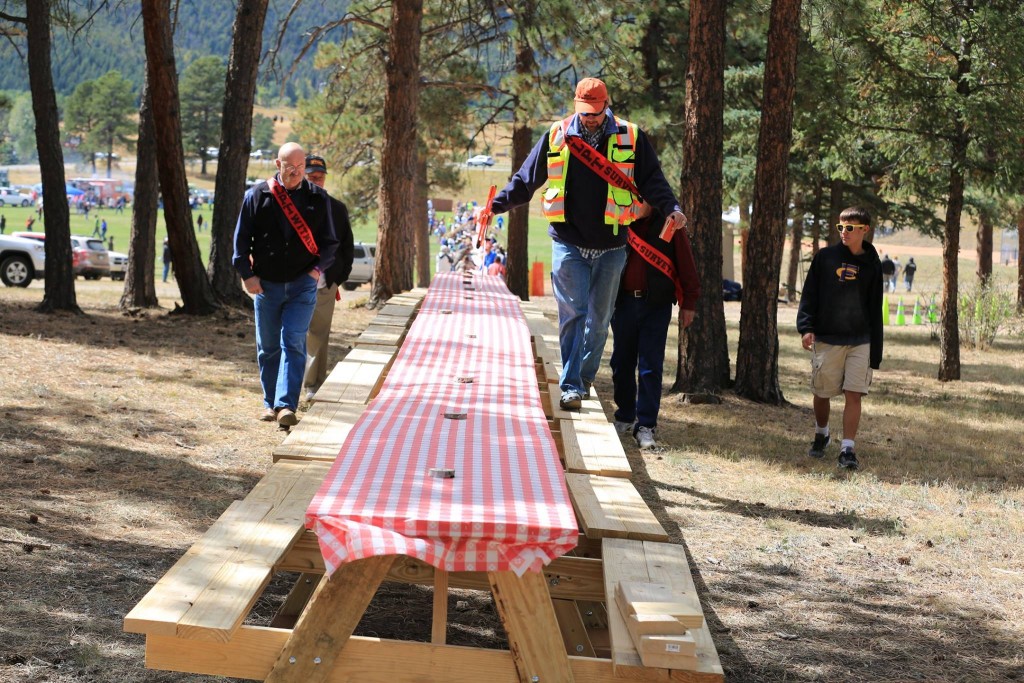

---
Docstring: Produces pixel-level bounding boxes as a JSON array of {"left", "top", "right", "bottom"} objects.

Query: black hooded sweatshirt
[{"left": 797, "top": 240, "right": 884, "bottom": 369}]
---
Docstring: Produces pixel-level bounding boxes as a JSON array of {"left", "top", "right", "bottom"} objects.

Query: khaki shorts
[{"left": 810, "top": 342, "right": 872, "bottom": 398}]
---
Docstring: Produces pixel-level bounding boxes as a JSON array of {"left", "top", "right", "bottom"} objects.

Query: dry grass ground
[{"left": 1, "top": 276, "right": 1023, "bottom": 683}]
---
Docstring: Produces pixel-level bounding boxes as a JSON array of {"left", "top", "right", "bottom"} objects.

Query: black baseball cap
[{"left": 305, "top": 155, "right": 328, "bottom": 174}]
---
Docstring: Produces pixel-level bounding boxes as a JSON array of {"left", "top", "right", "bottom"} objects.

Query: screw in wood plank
[
  {"left": 532, "top": 677, "right": 540, "bottom": 682},
  {"left": 576, "top": 644, "right": 585, "bottom": 653},
  {"left": 288, "top": 657, "right": 296, "bottom": 664},
  {"left": 549, "top": 577, "right": 559, "bottom": 586},
  {"left": 314, "top": 657, "right": 322, "bottom": 665}
]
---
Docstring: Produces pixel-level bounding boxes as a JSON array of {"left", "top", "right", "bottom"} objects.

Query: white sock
[
  {"left": 816, "top": 425, "right": 829, "bottom": 437},
  {"left": 841, "top": 439, "right": 855, "bottom": 452}
]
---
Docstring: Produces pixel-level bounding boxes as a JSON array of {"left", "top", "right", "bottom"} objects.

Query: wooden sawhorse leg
[
  {"left": 266, "top": 555, "right": 394, "bottom": 683},
  {"left": 488, "top": 570, "right": 575, "bottom": 683}
]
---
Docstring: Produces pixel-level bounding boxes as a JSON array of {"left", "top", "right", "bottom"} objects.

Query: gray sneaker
[
  {"left": 635, "top": 425, "right": 656, "bottom": 450},
  {"left": 559, "top": 390, "right": 583, "bottom": 410},
  {"left": 838, "top": 448, "right": 859, "bottom": 470},
  {"left": 614, "top": 420, "right": 634, "bottom": 435}
]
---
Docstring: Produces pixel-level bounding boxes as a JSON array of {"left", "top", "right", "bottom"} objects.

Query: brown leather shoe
[
  {"left": 259, "top": 407, "right": 277, "bottom": 422},
  {"left": 276, "top": 407, "right": 298, "bottom": 427}
]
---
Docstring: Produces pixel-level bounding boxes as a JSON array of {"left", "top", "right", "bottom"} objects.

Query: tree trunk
[
  {"left": 415, "top": 146, "right": 430, "bottom": 288},
  {"left": 27, "top": 0, "right": 79, "bottom": 314},
  {"left": 738, "top": 197, "right": 750, "bottom": 277},
  {"left": 976, "top": 206, "right": 993, "bottom": 286},
  {"left": 120, "top": 78, "right": 159, "bottom": 310},
  {"left": 674, "top": 0, "right": 729, "bottom": 397},
  {"left": 828, "top": 177, "right": 843, "bottom": 245},
  {"left": 810, "top": 178, "right": 823, "bottom": 256},
  {"left": 142, "top": 0, "right": 219, "bottom": 314},
  {"left": 1018, "top": 207, "right": 1024, "bottom": 312},
  {"left": 505, "top": 21, "right": 538, "bottom": 301},
  {"left": 938, "top": 125, "right": 967, "bottom": 382},
  {"left": 734, "top": 0, "right": 802, "bottom": 405},
  {"left": 785, "top": 187, "right": 801, "bottom": 302},
  {"left": 369, "top": 0, "right": 423, "bottom": 307},
  {"left": 210, "top": 0, "right": 268, "bottom": 309}
]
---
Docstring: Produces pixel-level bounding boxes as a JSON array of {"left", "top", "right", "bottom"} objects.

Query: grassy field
[{"left": 1, "top": 268, "right": 1022, "bottom": 681}]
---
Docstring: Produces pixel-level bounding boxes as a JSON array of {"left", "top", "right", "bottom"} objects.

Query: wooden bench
[
  {"left": 560, "top": 419, "right": 632, "bottom": 478},
  {"left": 309, "top": 347, "right": 394, "bottom": 405},
  {"left": 602, "top": 538, "right": 724, "bottom": 681},
  {"left": 566, "top": 473, "right": 668, "bottom": 542},
  {"left": 124, "top": 460, "right": 330, "bottom": 642},
  {"left": 272, "top": 402, "right": 367, "bottom": 462}
]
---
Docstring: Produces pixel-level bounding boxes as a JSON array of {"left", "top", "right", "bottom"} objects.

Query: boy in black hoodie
[{"left": 796, "top": 206, "right": 883, "bottom": 470}]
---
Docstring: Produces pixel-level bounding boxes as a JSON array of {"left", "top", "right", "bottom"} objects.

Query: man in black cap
[{"left": 303, "top": 154, "right": 355, "bottom": 400}]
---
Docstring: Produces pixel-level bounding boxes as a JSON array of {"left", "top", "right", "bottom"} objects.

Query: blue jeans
[
  {"left": 610, "top": 296, "right": 673, "bottom": 429},
  {"left": 254, "top": 275, "right": 318, "bottom": 411},
  {"left": 551, "top": 241, "right": 627, "bottom": 393}
]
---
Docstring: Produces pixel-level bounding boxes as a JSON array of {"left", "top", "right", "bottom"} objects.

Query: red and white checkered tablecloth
[{"left": 306, "top": 272, "right": 579, "bottom": 577}]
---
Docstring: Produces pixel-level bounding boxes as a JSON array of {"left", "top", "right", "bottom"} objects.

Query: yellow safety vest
[{"left": 542, "top": 115, "right": 640, "bottom": 230}]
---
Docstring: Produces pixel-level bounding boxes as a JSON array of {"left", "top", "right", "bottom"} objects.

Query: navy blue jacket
[
  {"left": 797, "top": 241, "right": 884, "bottom": 369},
  {"left": 232, "top": 176, "right": 339, "bottom": 283},
  {"left": 490, "top": 112, "right": 680, "bottom": 250}
]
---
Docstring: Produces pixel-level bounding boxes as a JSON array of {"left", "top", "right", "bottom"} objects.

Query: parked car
[
  {"left": 466, "top": 154, "right": 495, "bottom": 167},
  {"left": 108, "top": 251, "right": 128, "bottom": 280},
  {"left": 0, "top": 234, "right": 45, "bottom": 287},
  {"left": 13, "top": 232, "right": 110, "bottom": 279},
  {"left": 343, "top": 242, "right": 376, "bottom": 291},
  {"left": 0, "top": 187, "right": 32, "bottom": 207}
]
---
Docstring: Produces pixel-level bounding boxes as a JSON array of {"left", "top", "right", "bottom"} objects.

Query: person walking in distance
[
  {"left": 488, "top": 77, "right": 686, "bottom": 411},
  {"left": 162, "top": 238, "right": 172, "bottom": 282},
  {"left": 233, "top": 142, "right": 340, "bottom": 427},
  {"left": 610, "top": 203, "right": 700, "bottom": 450},
  {"left": 903, "top": 257, "right": 916, "bottom": 292},
  {"left": 797, "top": 206, "right": 884, "bottom": 470},
  {"left": 302, "top": 154, "right": 355, "bottom": 401}
]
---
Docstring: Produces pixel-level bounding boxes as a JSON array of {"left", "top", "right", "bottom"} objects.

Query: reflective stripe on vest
[{"left": 543, "top": 116, "right": 640, "bottom": 229}]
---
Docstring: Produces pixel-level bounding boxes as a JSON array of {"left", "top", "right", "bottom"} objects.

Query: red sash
[
  {"left": 268, "top": 177, "right": 319, "bottom": 257},
  {"left": 563, "top": 133, "right": 683, "bottom": 304}
]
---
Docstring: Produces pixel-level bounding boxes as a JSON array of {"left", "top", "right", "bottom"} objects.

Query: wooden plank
[
  {"left": 379, "top": 303, "right": 418, "bottom": 318},
  {"left": 488, "top": 570, "right": 575, "bottom": 683},
  {"left": 565, "top": 474, "right": 668, "bottom": 542},
  {"left": 146, "top": 625, "right": 677, "bottom": 682},
  {"left": 561, "top": 419, "right": 632, "bottom": 478},
  {"left": 357, "top": 325, "right": 405, "bottom": 347},
  {"left": 176, "top": 461, "right": 329, "bottom": 642},
  {"left": 603, "top": 539, "right": 723, "bottom": 681},
  {"left": 277, "top": 540, "right": 608, "bottom": 601},
  {"left": 273, "top": 402, "right": 366, "bottom": 462},
  {"left": 354, "top": 342, "right": 402, "bottom": 354},
  {"left": 552, "top": 598, "right": 596, "bottom": 658},
  {"left": 265, "top": 555, "right": 394, "bottom": 683},
  {"left": 312, "top": 358, "right": 389, "bottom": 405},
  {"left": 270, "top": 573, "right": 320, "bottom": 630},
  {"left": 123, "top": 500, "right": 272, "bottom": 636},
  {"left": 344, "top": 347, "right": 397, "bottom": 365},
  {"left": 432, "top": 569, "right": 448, "bottom": 645},
  {"left": 370, "top": 314, "right": 414, "bottom": 329}
]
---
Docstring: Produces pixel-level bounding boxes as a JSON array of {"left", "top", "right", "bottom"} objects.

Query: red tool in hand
[{"left": 476, "top": 184, "right": 497, "bottom": 248}]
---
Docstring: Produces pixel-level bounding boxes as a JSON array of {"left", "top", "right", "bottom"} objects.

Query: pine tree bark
[
  {"left": 734, "top": 0, "right": 802, "bottom": 405},
  {"left": 370, "top": 0, "right": 423, "bottom": 307},
  {"left": 976, "top": 206, "right": 993, "bottom": 286},
  {"left": 142, "top": 0, "right": 219, "bottom": 314},
  {"left": 27, "top": 0, "right": 79, "bottom": 314},
  {"left": 210, "top": 0, "right": 268, "bottom": 309},
  {"left": 938, "top": 122, "right": 967, "bottom": 381},
  {"left": 738, "top": 198, "right": 750, "bottom": 276},
  {"left": 506, "top": 120, "right": 532, "bottom": 300},
  {"left": 120, "top": 79, "right": 159, "bottom": 310},
  {"left": 415, "top": 147, "right": 430, "bottom": 288},
  {"left": 675, "top": 0, "right": 729, "bottom": 397}
]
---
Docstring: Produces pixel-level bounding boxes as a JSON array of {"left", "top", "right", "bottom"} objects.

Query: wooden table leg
[
  {"left": 265, "top": 555, "right": 394, "bottom": 683},
  {"left": 488, "top": 570, "right": 575, "bottom": 683},
  {"left": 432, "top": 568, "right": 449, "bottom": 644}
]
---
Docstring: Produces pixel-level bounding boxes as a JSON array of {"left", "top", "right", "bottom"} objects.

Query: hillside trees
[
  {"left": 180, "top": 55, "right": 226, "bottom": 176},
  {"left": 64, "top": 70, "right": 135, "bottom": 179}
]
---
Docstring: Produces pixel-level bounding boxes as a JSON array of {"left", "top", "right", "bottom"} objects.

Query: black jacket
[
  {"left": 797, "top": 241, "right": 884, "bottom": 369},
  {"left": 231, "top": 177, "right": 339, "bottom": 283},
  {"left": 324, "top": 195, "right": 354, "bottom": 287}
]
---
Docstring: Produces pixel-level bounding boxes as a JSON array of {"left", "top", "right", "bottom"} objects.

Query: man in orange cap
[{"left": 490, "top": 77, "right": 687, "bottom": 411}]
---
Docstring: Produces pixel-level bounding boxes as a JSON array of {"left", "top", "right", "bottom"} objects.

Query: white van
[{"left": 342, "top": 242, "right": 376, "bottom": 291}]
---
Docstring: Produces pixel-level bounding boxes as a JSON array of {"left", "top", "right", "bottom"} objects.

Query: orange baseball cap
[{"left": 574, "top": 78, "right": 608, "bottom": 114}]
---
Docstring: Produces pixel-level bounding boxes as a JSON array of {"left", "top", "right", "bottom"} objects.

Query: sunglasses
[
  {"left": 836, "top": 223, "right": 867, "bottom": 233},
  {"left": 579, "top": 111, "right": 604, "bottom": 118}
]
